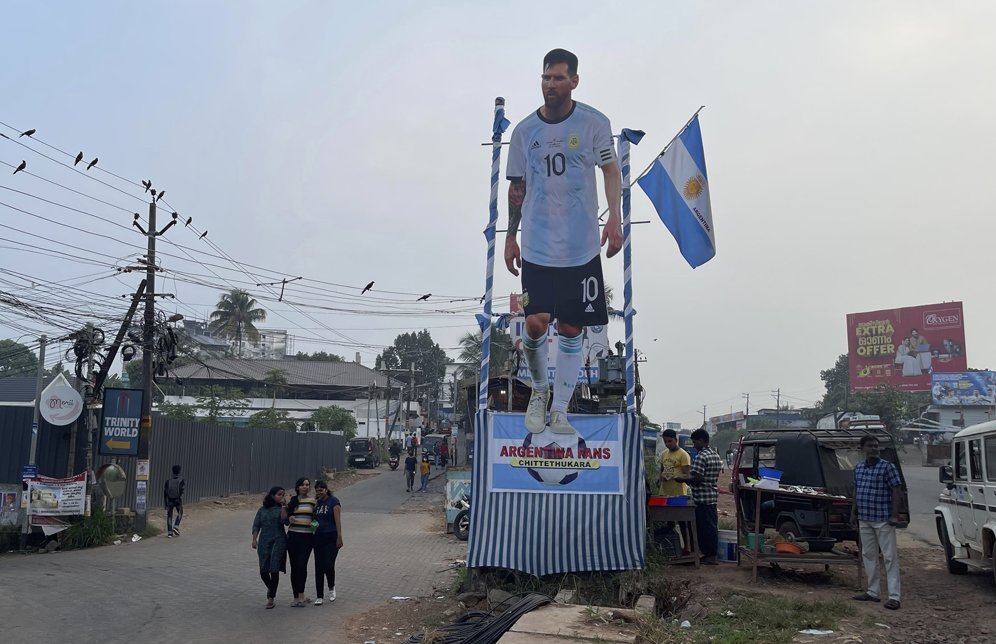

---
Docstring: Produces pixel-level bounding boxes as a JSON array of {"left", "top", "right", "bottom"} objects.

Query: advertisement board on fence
[
  {"left": 932, "top": 372, "right": 996, "bottom": 406},
  {"left": 27, "top": 473, "right": 86, "bottom": 516},
  {"left": 846, "top": 302, "right": 967, "bottom": 392},
  {"left": 509, "top": 316, "right": 610, "bottom": 386},
  {"left": 100, "top": 388, "right": 143, "bottom": 456},
  {"left": 488, "top": 413, "right": 623, "bottom": 494}
]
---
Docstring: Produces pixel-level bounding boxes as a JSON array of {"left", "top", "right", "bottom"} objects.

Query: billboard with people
[
  {"left": 932, "top": 372, "right": 996, "bottom": 406},
  {"left": 846, "top": 302, "right": 967, "bottom": 392}
]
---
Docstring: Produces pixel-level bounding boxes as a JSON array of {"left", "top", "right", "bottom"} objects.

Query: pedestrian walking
[
  {"left": 675, "top": 429, "right": 723, "bottom": 564},
  {"left": 440, "top": 440, "right": 450, "bottom": 468},
  {"left": 286, "top": 477, "right": 316, "bottom": 607},
  {"left": 163, "top": 464, "right": 184, "bottom": 537},
  {"left": 850, "top": 435, "right": 903, "bottom": 610},
  {"left": 404, "top": 449, "right": 418, "bottom": 493},
  {"left": 419, "top": 456, "right": 431, "bottom": 492},
  {"left": 505, "top": 48, "right": 621, "bottom": 437},
  {"left": 312, "top": 480, "right": 343, "bottom": 606},
  {"left": 252, "top": 486, "right": 288, "bottom": 609}
]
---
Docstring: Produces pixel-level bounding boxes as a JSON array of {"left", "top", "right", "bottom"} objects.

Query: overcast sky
[{"left": 1, "top": 1, "right": 994, "bottom": 427}]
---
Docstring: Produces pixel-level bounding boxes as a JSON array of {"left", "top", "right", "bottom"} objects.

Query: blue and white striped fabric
[
  {"left": 468, "top": 411, "right": 646, "bottom": 576},
  {"left": 637, "top": 114, "right": 715, "bottom": 268}
]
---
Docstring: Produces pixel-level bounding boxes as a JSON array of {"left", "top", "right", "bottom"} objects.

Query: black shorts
[{"left": 521, "top": 255, "right": 608, "bottom": 327}]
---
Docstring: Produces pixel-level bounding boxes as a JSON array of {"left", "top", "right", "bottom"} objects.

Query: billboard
[
  {"left": 847, "top": 302, "right": 967, "bottom": 392},
  {"left": 100, "top": 388, "right": 143, "bottom": 456},
  {"left": 932, "top": 372, "right": 996, "bottom": 407}
]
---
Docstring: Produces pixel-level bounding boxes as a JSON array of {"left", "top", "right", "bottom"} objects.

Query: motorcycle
[
  {"left": 388, "top": 454, "right": 400, "bottom": 471},
  {"left": 452, "top": 494, "right": 470, "bottom": 541}
]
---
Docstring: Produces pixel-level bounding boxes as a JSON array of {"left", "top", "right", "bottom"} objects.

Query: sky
[{"left": 1, "top": 1, "right": 994, "bottom": 428}]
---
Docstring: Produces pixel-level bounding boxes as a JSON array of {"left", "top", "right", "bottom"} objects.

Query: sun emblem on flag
[{"left": 682, "top": 175, "right": 705, "bottom": 200}]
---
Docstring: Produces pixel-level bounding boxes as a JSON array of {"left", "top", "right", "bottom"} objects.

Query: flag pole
[
  {"left": 599, "top": 106, "right": 705, "bottom": 222},
  {"left": 617, "top": 132, "right": 639, "bottom": 414},
  {"left": 479, "top": 97, "right": 508, "bottom": 410}
]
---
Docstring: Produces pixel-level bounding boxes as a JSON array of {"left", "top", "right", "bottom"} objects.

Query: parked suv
[
  {"left": 347, "top": 437, "right": 380, "bottom": 469},
  {"left": 935, "top": 419, "right": 996, "bottom": 580},
  {"left": 733, "top": 428, "right": 910, "bottom": 551}
]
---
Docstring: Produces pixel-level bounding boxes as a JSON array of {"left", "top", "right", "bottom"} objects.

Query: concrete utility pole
[
  {"left": 701, "top": 405, "right": 706, "bottom": 427},
  {"left": 135, "top": 199, "right": 157, "bottom": 532},
  {"left": 21, "top": 335, "right": 46, "bottom": 550},
  {"left": 773, "top": 388, "right": 781, "bottom": 427}
]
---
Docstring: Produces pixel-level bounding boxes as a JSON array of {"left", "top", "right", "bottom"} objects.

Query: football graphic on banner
[{"left": 521, "top": 427, "right": 588, "bottom": 486}]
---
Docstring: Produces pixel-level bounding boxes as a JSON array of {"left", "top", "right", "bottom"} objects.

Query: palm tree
[
  {"left": 208, "top": 289, "right": 267, "bottom": 358},
  {"left": 264, "top": 368, "right": 288, "bottom": 408},
  {"left": 458, "top": 327, "right": 513, "bottom": 379}
]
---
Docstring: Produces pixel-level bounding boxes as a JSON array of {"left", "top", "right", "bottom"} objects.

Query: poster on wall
[
  {"left": 0, "top": 486, "right": 20, "bottom": 527},
  {"left": 846, "top": 302, "right": 967, "bottom": 392},
  {"left": 26, "top": 473, "right": 86, "bottom": 516},
  {"left": 488, "top": 413, "right": 624, "bottom": 495},
  {"left": 932, "top": 372, "right": 996, "bottom": 406},
  {"left": 100, "top": 388, "right": 143, "bottom": 456}
]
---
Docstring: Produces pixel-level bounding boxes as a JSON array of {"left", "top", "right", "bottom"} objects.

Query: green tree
[
  {"left": 818, "top": 354, "right": 850, "bottom": 411},
  {"left": 310, "top": 405, "right": 357, "bottom": 439},
  {"left": 377, "top": 329, "right": 449, "bottom": 403},
  {"left": 195, "top": 386, "right": 250, "bottom": 424},
  {"left": 457, "top": 326, "right": 514, "bottom": 379},
  {"left": 0, "top": 339, "right": 39, "bottom": 378},
  {"left": 208, "top": 289, "right": 267, "bottom": 358},
  {"left": 103, "top": 373, "right": 124, "bottom": 389},
  {"left": 46, "top": 361, "right": 66, "bottom": 378},
  {"left": 295, "top": 351, "right": 344, "bottom": 362},
  {"left": 248, "top": 408, "right": 297, "bottom": 431},
  {"left": 157, "top": 399, "right": 198, "bottom": 420},
  {"left": 264, "top": 368, "right": 288, "bottom": 408},
  {"left": 639, "top": 413, "right": 661, "bottom": 431}
]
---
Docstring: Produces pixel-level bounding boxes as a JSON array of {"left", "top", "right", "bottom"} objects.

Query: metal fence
[{"left": 0, "top": 408, "right": 347, "bottom": 510}]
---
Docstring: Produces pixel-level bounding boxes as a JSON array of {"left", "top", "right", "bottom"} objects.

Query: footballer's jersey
[{"left": 506, "top": 102, "right": 616, "bottom": 268}]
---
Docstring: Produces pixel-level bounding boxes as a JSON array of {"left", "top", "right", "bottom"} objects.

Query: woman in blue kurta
[{"left": 252, "top": 486, "right": 288, "bottom": 609}]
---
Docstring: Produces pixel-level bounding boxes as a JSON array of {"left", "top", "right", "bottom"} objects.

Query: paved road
[
  {"left": 0, "top": 466, "right": 466, "bottom": 644},
  {"left": 900, "top": 451, "right": 943, "bottom": 545}
]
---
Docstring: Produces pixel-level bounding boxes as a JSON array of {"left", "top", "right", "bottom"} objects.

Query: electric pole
[
  {"left": 21, "top": 335, "right": 45, "bottom": 550},
  {"left": 742, "top": 393, "right": 750, "bottom": 419},
  {"left": 702, "top": 405, "right": 707, "bottom": 428},
  {"left": 772, "top": 388, "right": 781, "bottom": 427}
]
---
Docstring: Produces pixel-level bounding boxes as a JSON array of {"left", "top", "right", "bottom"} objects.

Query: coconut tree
[{"left": 208, "top": 289, "right": 267, "bottom": 358}]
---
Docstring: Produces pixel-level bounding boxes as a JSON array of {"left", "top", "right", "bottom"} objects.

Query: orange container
[{"left": 774, "top": 542, "right": 802, "bottom": 555}]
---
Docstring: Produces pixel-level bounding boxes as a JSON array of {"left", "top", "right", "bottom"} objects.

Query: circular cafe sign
[{"left": 39, "top": 375, "right": 84, "bottom": 426}]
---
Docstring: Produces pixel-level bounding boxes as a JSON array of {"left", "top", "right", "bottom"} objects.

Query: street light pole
[{"left": 20, "top": 335, "right": 46, "bottom": 550}]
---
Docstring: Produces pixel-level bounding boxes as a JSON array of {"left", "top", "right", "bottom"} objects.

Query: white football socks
[
  {"left": 551, "top": 334, "right": 583, "bottom": 414},
  {"left": 522, "top": 332, "right": 549, "bottom": 393}
]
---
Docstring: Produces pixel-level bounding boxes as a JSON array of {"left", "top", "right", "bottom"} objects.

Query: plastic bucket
[{"left": 717, "top": 529, "right": 738, "bottom": 562}]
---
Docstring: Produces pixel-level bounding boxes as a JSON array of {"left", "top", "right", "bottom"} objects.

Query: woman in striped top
[{"left": 286, "top": 477, "right": 316, "bottom": 607}]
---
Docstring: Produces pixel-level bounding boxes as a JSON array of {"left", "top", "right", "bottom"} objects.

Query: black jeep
[{"left": 732, "top": 428, "right": 909, "bottom": 551}]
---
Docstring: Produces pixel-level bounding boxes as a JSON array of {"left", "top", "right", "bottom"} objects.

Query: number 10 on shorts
[{"left": 581, "top": 276, "right": 599, "bottom": 303}]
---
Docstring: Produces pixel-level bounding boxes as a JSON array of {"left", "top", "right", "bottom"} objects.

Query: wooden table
[
  {"left": 736, "top": 485, "right": 860, "bottom": 583},
  {"left": 646, "top": 503, "right": 700, "bottom": 568}
]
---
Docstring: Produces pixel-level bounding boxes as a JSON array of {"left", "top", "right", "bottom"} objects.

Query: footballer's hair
[{"left": 543, "top": 48, "right": 578, "bottom": 75}]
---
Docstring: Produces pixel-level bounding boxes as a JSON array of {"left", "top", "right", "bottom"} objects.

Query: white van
[{"left": 935, "top": 419, "right": 996, "bottom": 581}]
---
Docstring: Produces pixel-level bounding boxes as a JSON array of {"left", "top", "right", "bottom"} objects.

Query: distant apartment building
[{"left": 181, "top": 319, "right": 290, "bottom": 359}]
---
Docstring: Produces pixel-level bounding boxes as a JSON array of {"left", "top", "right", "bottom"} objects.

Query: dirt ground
[{"left": 346, "top": 465, "right": 996, "bottom": 643}]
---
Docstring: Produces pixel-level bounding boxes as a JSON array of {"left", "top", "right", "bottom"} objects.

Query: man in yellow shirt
[
  {"left": 658, "top": 429, "right": 691, "bottom": 496},
  {"left": 419, "top": 457, "right": 431, "bottom": 492}
]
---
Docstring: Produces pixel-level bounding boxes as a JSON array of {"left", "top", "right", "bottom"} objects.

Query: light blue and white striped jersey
[{"left": 506, "top": 102, "right": 615, "bottom": 268}]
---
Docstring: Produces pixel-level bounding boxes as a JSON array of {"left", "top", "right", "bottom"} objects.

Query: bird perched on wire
[
  {"left": 19, "top": 129, "right": 36, "bottom": 138},
  {"left": 141, "top": 179, "right": 152, "bottom": 193},
  {"left": 199, "top": 230, "right": 208, "bottom": 239},
  {"left": 74, "top": 152, "right": 84, "bottom": 166},
  {"left": 155, "top": 190, "right": 165, "bottom": 203},
  {"left": 417, "top": 293, "right": 431, "bottom": 301},
  {"left": 86, "top": 158, "right": 98, "bottom": 171},
  {"left": 361, "top": 281, "right": 375, "bottom": 295},
  {"left": 184, "top": 216, "right": 192, "bottom": 226},
  {"left": 13, "top": 160, "right": 26, "bottom": 175}
]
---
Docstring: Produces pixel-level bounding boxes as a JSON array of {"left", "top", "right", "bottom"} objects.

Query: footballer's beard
[{"left": 544, "top": 92, "right": 570, "bottom": 112}]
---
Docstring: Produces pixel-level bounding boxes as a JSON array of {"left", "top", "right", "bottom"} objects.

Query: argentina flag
[{"left": 637, "top": 114, "right": 715, "bottom": 268}]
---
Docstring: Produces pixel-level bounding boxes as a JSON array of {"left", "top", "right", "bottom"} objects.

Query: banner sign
[
  {"left": 27, "top": 473, "right": 86, "bottom": 516},
  {"left": 846, "top": 302, "right": 967, "bottom": 392},
  {"left": 39, "top": 373, "right": 84, "bottom": 426},
  {"left": 100, "top": 388, "right": 143, "bottom": 456},
  {"left": 510, "top": 316, "right": 610, "bottom": 385},
  {"left": 488, "top": 413, "right": 623, "bottom": 495},
  {"left": 932, "top": 372, "right": 996, "bottom": 406}
]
